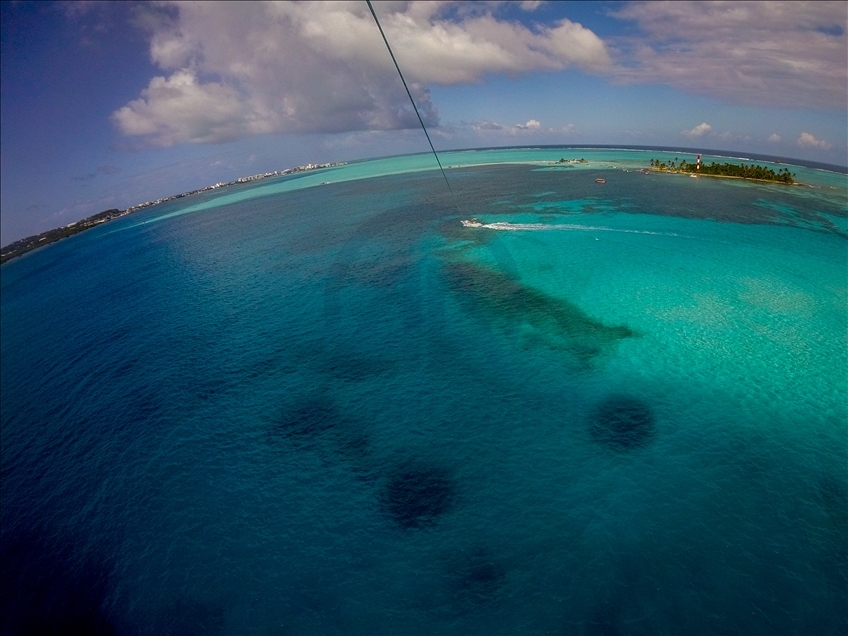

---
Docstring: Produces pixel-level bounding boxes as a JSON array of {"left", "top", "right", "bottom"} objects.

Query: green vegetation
[
  {"left": 650, "top": 158, "right": 795, "bottom": 184},
  {"left": 1, "top": 209, "right": 127, "bottom": 264}
]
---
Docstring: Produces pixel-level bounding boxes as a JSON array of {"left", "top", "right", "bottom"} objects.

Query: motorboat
[{"left": 461, "top": 218, "right": 483, "bottom": 227}]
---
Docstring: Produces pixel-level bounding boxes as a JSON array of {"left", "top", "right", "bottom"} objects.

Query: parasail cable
[{"left": 365, "top": 0, "right": 454, "bottom": 197}]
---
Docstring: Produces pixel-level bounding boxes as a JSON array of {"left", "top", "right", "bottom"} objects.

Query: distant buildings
[{"left": 1, "top": 161, "right": 347, "bottom": 263}]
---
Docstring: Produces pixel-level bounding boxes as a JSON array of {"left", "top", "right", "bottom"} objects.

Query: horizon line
[{"left": 3, "top": 143, "right": 844, "bottom": 254}]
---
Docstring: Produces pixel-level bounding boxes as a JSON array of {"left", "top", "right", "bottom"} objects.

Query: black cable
[{"left": 365, "top": 0, "right": 454, "bottom": 196}]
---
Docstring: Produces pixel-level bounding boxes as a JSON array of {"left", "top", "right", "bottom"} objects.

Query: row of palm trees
[{"left": 649, "top": 158, "right": 794, "bottom": 184}]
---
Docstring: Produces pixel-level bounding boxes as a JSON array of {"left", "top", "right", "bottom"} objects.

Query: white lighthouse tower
[{"left": 697, "top": 154, "right": 701, "bottom": 171}]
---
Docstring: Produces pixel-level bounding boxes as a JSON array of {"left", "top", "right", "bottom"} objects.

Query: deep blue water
[{"left": 2, "top": 149, "right": 847, "bottom": 634}]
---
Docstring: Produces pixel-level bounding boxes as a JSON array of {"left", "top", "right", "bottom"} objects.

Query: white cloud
[
  {"left": 682, "top": 122, "right": 712, "bottom": 137},
  {"left": 114, "top": 2, "right": 611, "bottom": 145},
  {"left": 111, "top": 1, "right": 846, "bottom": 147},
  {"left": 472, "top": 121, "right": 505, "bottom": 131},
  {"left": 112, "top": 69, "right": 248, "bottom": 145},
  {"left": 797, "top": 132, "right": 832, "bottom": 150},
  {"left": 514, "top": 119, "right": 541, "bottom": 130},
  {"left": 609, "top": 1, "right": 847, "bottom": 109},
  {"left": 471, "top": 118, "right": 545, "bottom": 135},
  {"left": 466, "top": 118, "right": 580, "bottom": 139},
  {"left": 767, "top": 133, "right": 781, "bottom": 143},
  {"left": 718, "top": 130, "right": 750, "bottom": 142}
]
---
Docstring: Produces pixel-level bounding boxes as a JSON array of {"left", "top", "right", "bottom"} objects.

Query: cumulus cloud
[
  {"left": 472, "top": 118, "right": 543, "bottom": 134},
  {"left": 469, "top": 119, "right": 575, "bottom": 138},
  {"left": 473, "top": 121, "right": 505, "bottom": 131},
  {"left": 113, "top": 70, "right": 248, "bottom": 144},
  {"left": 514, "top": 119, "right": 541, "bottom": 130},
  {"left": 114, "top": 2, "right": 611, "bottom": 146},
  {"left": 718, "top": 130, "right": 750, "bottom": 142},
  {"left": 609, "top": 1, "right": 847, "bottom": 109},
  {"left": 111, "top": 1, "right": 845, "bottom": 147},
  {"left": 797, "top": 132, "right": 832, "bottom": 149},
  {"left": 682, "top": 122, "right": 712, "bottom": 137},
  {"left": 767, "top": 133, "right": 781, "bottom": 143}
]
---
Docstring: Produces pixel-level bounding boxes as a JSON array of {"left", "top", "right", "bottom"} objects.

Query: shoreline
[
  {"left": 1, "top": 163, "right": 344, "bottom": 265},
  {"left": 0, "top": 209, "right": 126, "bottom": 265},
  {"left": 648, "top": 168, "right": 801, "bottom": 186}
]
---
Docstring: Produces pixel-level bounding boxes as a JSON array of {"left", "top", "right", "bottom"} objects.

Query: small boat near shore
[
  {"left": 595, "top": 178, "right": 606, "bottom": 184},
  {"left": 461, "top": 218, "right": 484, "bottom": 227}
]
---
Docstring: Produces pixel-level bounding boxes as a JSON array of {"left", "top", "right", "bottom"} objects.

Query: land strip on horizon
[{"left": 1, "top": 162, "right": 345, "bottom": 264}]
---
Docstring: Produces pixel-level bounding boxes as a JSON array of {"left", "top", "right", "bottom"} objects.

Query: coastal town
[{"left": 0, "top": 161, "right": 345, "bottom": 264}]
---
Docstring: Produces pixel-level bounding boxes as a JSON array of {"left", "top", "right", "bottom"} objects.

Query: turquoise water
[{"left": 2, "top": 148, "right": 846, "bottom": 634}]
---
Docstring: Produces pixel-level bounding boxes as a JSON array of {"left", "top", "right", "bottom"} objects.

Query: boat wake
[{"left": 462, "top": 219, "right": 681, "bottom": 237}]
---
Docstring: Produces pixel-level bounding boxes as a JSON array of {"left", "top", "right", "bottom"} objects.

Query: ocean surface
[{"left": 2, "top": 147, "right": 846, "bottom": 635}]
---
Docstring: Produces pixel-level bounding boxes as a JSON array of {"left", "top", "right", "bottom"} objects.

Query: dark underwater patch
[
  {"left": 272, "top": 397, "right": 338, "bottom": 443},
  {"left": 156, "top": 596, "right": 226, "bottom": 636},
  {"left": 817, "top": 472, "right": 848, "bottom": 549},
  {"left": 275, "top": 576, "right": 344, "bottom": 634},
  {"left": 269, "top": 393, "right": 374, "bottom": 476},
  {"left": 111, "top": 382, "right": 164, "bottom": 429},
  {"left": 586, "top": 602, "right": 624, "bottom": 636},
  {"left": 320, "top": 351, "right": 396, "bottom": 382},
  {"left": 818, "top": 472, "right": 848, "bottom": 516},
  {"left": 332, "top": 427, "right": 371, "bottom": 462},
  {"left": 590, "top": 395, "right": 655, "bottom": 450},
  {"left": 246, "top": 354, "right": 291, "bottom": 380},
  {"left": 380, "top": 466, "right": 456, "bottom": 529},
  {"left": 449, "top": 548, "right": 507, "bottom": 607},
  {"left": 289, "top": 338, "right": 397, "bottom": 383},
  {"left": 333, "top": 252, "right": 413, "bottom": 289},
  {"left": 328, "top": 426, "right": 376, "bottom": 483},
  {"left": 0, "top": 531, "right": 117, "bottom": 635},
  {"left": 441, "top": 260, "right": 634, "bottom": 365}
]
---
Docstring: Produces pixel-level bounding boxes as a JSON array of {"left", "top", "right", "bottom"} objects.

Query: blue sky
[{"left": 1, "top": 1, "right": 846, "bottom": 245}]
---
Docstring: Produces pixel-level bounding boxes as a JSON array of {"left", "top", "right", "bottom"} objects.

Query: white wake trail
[{"left": 476, "top": 221, "right": 681, "bottom": 237}]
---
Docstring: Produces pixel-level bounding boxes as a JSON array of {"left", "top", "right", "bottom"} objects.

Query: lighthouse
[{"left": 697, "top": 154, "right": 701, "bottom": 171}]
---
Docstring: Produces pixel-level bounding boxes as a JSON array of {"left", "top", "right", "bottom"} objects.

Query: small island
[{"left": 650, "top": 158, "right": 795, "bottom": 184}]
